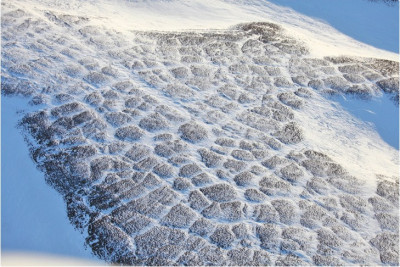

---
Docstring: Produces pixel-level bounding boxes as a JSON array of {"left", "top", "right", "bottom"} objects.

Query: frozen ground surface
[
  {"left": 1, "top": 0, "right": 399, "bottom": 265},
  {"left": 19, "top": 0, "right": 398, "bottom": 60}
]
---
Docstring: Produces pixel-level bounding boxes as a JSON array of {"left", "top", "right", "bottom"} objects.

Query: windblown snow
[{"left": 1, "top": 0, "right": 399, "bottom": 265}]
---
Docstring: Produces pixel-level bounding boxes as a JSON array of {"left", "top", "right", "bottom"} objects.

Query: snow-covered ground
[
  {"left": 20, "top": 0, "right": 398, "bottom": 60},
  {"left": 1, "top": 98, "right": 101, "bottom": 265},
  {"left": 1, "top": 0, "right": 399, "bottom": 265}
]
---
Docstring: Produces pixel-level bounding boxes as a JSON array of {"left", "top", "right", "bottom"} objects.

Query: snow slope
[
  {"left": 331, "top": 93, "right": 399, "bottom": 150},
  {"left": 269, "top": 0, "right": 399, "bottom": 53},
  {"left": 1, "top": 0, "right": 399, "bottom": 265},
  {"left": 1, "top": 98, "right": 101, "bottom": 264},
  {"left": 19, "top": 0, "right": 398, "bottom": 60}
]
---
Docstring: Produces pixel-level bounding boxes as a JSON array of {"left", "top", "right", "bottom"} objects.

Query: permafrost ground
[{"left": 2, "top": 1, "right": 399, "bottom": 265}]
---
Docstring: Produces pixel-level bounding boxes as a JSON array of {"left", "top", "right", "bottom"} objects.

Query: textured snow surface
[
  {"left": 1, "top": 0, "right": 399, "bottom": 265},
  {"left": 14, "top": 0, "right": 399, "bottom": 60}
]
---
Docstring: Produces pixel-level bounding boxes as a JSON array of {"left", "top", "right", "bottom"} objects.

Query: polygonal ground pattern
[{"left": 1, "top": 2, "right": 399, "bottom": 265}]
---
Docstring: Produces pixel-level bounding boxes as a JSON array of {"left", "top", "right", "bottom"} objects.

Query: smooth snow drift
[{"left": 1, "top": 98, "right": 101, "bottom": 264}]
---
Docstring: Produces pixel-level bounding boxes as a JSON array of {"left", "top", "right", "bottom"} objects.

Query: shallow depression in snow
[{"left": 331, "top": 93, "right": 399, "bottom": 150}]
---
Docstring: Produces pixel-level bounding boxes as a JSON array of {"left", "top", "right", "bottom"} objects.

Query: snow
[
  {"left": 1, "top": 97, "right": 101, "bottom": 264},
  {"left": 268, "top": 0, "right": 399, "bottom": 53},
  {"left": 18, "top": 0, "right": 398, "bottom": 60},
  {"left": 295, "top": 92, "right": 399, "bottom": 190},
  {"left": 2, "top": 252, "right": 102, "bottom": 266},
  {"left": 1, "top": 0, "right": 399, "bottom": 265},
  {"left": 332, "top": 93, "right": 399, "bottom": 150}
]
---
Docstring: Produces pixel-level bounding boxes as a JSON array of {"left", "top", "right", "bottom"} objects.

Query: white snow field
[
  {"left": 1, "top": 0, "right": 399, "bottom": 265},
  {"left": 268, "top": 0, "right": 399, "bottom": 53}
]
